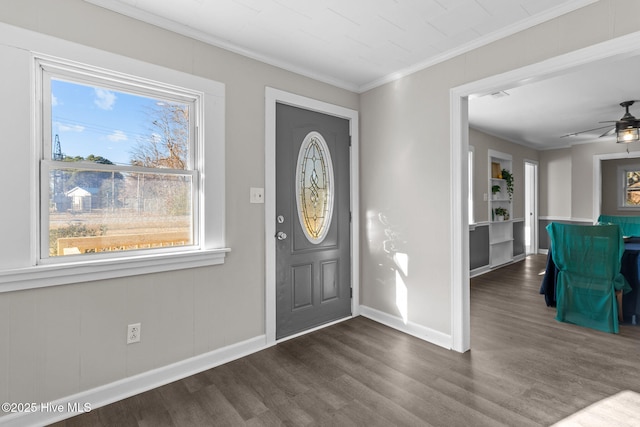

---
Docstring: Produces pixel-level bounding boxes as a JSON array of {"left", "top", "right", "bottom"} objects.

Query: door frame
[
  {"left": 524, "top": 159, "right": 539, "bottom": 255},
  {"left": 265, "top": 87, "right": 359, "bottom": 346},
  {"left": 451, "top": 31, "right": 640, "bottom": 353},
  {"left": 593, "top": 150, "right": 640, "bottom": 220}
]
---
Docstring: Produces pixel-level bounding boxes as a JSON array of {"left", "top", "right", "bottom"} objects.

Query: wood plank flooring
[{"left": 53, "top": 255, "right": 640, "bottom": 426}]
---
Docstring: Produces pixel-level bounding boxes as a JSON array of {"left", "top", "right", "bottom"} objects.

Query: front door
[{"left": 275, "top": 103, "right": 351, "bottom": 339}]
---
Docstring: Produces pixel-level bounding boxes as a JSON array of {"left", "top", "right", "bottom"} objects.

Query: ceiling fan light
[{"left": 617, "top": 125, "right": 640, "bottom": 143}]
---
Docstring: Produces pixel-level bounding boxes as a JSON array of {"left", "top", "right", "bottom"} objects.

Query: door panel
[
  {"left": 321, "top": 260, "right": 338, "bottom": 302},
  {"left": 292, "top": 264, "right": 313, "bottom": 309},
  {"left": 275, "top": 103, "right": 351, "bottom": 339}
]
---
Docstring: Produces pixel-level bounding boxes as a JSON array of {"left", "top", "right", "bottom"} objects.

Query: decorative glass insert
[{"left": 295, "top": 131, "right": 334, "bottom": 244}]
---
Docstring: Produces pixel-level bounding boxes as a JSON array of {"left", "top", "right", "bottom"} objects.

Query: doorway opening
[{"left": 451, "top": 32, "right": 640, "bottom": 353}]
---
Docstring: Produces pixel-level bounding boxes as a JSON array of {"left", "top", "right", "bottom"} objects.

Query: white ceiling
[
  {"left": 86, "top": 0, "right": 596, "bottom": 92},
  {"left": 84, "top": 0, "right": 640, "bottom": 150},
  {"left": 469, "top": 54, "right": 640, "bottom": 150}
]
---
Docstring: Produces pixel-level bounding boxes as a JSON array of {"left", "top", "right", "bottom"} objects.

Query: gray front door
[{"left": 275, "top": 103, "right": 351, "bottom": 339}]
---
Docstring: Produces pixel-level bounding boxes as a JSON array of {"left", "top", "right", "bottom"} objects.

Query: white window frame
[
  {"left": 0, "top": 25, "right": 227, "bottom": 293},
  {"left": 38, "top": 57, "right": 203, "bottom": 263},
  {"left": 617, "top": 164, "right": 640, "bottom": 210}
]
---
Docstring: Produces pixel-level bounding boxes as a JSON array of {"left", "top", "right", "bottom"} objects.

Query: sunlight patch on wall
[
  {"left": 393, "top": 252, "right": 408, "bottom": 276},
  {"left": 366, "top": 209, "right": 410, "bottom": 323},
  {"left": 395, "top": 270, "right": 408, "bottom": 324}
]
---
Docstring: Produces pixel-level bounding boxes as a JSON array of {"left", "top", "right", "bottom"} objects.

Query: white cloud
[
  {"left": 51, "top": 93, "right": 58, "bottom": 107},
  {"left": 94, "top": 88, "right": 116, "bottom": 110},
  {"left": 55, "top": 122, "right": 84, "bottom": 132},
  {"left": 107, "top": 130, "right": 128, "bottom": 142}
]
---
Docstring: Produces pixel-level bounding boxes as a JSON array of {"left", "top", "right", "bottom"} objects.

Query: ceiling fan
[{"left": 562, "top": 100, "right": 640, "bottom": 143}]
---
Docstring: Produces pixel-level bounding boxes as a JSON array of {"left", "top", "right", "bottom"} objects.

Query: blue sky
[{"left": 51, "top": 79, "right": 161, "bottom": 165}]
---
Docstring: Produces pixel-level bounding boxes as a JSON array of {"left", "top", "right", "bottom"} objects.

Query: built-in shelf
[{"left": 488, "top": 149, "right": 514, "bottom": 268}]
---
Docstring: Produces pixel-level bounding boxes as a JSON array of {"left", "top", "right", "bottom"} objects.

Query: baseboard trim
[
  {"left": 0, "top": 335, "right": 266, "bottom": 427},
  {"left": 359, "top": 305, "right": 452, "bottom": 350},
  {"left": 470, "top": 265, "right": 491, "bottom": 277}
]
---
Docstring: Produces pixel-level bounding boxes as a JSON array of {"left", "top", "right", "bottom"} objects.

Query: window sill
[{"left": 0, "top": 248, "right": 230, "bottom": 293}]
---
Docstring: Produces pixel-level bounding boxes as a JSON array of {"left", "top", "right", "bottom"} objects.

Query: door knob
[{"left": 276, "top": 231, "right": 287, "bottom": 240}]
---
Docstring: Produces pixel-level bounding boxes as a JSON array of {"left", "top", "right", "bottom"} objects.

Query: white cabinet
[{"left": 488, "top": 150, "right": 513, "bottom": 267}]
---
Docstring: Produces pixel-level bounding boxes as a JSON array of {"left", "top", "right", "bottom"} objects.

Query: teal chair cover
[
  {"left": 547, "top": 223, "right": 631, "bottom": 333},
  {"left": 597, "top": 215, "right": 640, "bottom": 237}
]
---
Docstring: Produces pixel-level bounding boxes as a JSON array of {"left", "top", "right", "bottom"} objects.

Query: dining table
[{"left": 540, "top": 238, "right": 640, "bottom": 324}]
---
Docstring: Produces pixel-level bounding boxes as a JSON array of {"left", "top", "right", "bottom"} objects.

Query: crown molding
[{"left": 85, "top": 0, "right": 598, "bottom": 94}]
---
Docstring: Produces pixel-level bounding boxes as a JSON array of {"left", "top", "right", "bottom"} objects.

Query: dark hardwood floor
[{"left": 53, "top": 255, "right": 640, "bottom": 426}]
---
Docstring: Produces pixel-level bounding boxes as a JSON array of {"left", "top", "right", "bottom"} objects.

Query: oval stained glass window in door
[{"left": 295, "top": 131, "right": 334, "bottom": 244}]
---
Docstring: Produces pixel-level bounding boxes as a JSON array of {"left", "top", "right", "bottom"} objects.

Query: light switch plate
[{"left": 250, "top": 187, "right": 264, "bottom": 203}]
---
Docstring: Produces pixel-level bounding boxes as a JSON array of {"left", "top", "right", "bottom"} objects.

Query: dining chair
[
  {"left": 546, "top": 222, "right": 630, "bottom": 333},
  {"left": 597, "top": 214, "right": 640, "bottom": 237}
]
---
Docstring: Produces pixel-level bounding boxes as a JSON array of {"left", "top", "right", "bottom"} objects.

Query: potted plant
[
  {"left": 501, "top": 168, "right": 514, "bottom": 200},
  {"left": 494, "top": 207, "right": 509, "bottom": 221},
  {"left": 491, "top": 184, "right": 502, "bottom": 200}
]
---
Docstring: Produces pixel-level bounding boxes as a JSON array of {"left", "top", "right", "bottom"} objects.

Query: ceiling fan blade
[
  {"left": 599, "top": 127, "right": 616, "bottom": 137},
  {"left": 561, "top": 124, "right": 614, "bottom": 138},
  {"left": 568, "top": 101, "right": 640, "bottom": 141}
]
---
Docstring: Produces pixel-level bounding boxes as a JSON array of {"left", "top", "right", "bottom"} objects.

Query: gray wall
[
  {"left": 469, "top": 225, "right": 490, "bottom": 270},
  {"left": 539, "top": 148, "right": 573, "bottom": 219},
  {"left": 513, "top": 220, "right": 525, "bottom": 257}
]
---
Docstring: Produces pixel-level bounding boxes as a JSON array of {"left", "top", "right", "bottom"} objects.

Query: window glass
[
  {"left": 51, "top": 78, "right": 190, "bottom": 168},
  {"left": 47, "top": 166, "right": 193, "bottom": 257},
  {"left": 42, "top": 70, "right": 198, "bottom": 260},
  {"left": 625, "top": 170, "right": 640, "bottom": 206}
]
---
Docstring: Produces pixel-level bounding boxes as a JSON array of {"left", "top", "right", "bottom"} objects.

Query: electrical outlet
[{"left": 127, "top": 323, "right": 141, "bottom": 344}]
